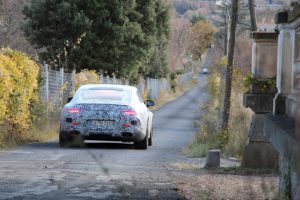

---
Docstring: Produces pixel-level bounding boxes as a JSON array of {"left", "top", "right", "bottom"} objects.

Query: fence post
[
  {"left": 60, "top": 68, "right": 64, "bottom": 105},
  {"left": 99, "top": 72, "right": 103, "bottom": 84},
  {"left": 44, "top": 64, "right": 49, "bottom": 118},
  {"left": 157, "top": 79, "right": 159, "bottom": 99},
  {"left": 148, "top": 78, "right": 151, "bottom": 99},
  {"left": 113, "top": 75, "right": 116, "bottom": 84},
  {"left": 71, "top": 69, "right": 76, "bottom": 95}
]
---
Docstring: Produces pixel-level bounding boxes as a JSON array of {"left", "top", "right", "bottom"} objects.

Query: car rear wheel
[
  {"left": 134, "top": 130, "right": 148, "bottom": 150},
  {"left": 59, "top": 134, "right": 85, "bottom": 148},
  {"left": 148, "top": 128, "right": 153, "bottom": 146},
  {"left": 70, "top": 135, "right": 85, "bottom": 147},
  {"left": 59, "top": 134, "right": 68, "bottom": 147}
]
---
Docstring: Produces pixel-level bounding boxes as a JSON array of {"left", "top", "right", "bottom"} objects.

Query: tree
[
  {"left": 23, "top": 0, "right": 170, "bottom": 82},
  {"left": 190, "top": 14, "right": 206, "bottom": 25},
  {"left": 187, "top": 21, "right": 216, "bottom": 61},
  {"left": 248, "top": 0, "right": 257, "bottom": 31},
  {"left": 173, "top": 0, "right": 191, "bottom": 15},
  {"left": 168, "top": 14, "right": 190, "bottom": 70},
  {"left": 213, "top": 0, "right": 249, "bottom": 55},
  {"left": 137, "top": 0, "right": 170, "bottom": 79},
  {"left": 0, "top": 0, "right": 35, "bottom": 55},
  {"left": 221, "top": 0, "right": 239, "bottom": 132}
]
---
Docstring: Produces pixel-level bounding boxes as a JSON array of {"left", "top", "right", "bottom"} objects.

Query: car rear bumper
[{"left": 60, "top": 126, "right": 146, "bottom": 143}]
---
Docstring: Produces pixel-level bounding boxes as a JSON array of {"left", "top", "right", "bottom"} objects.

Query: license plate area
[{"left": 91, "top": 120, "right": 114, "bottom": 127}]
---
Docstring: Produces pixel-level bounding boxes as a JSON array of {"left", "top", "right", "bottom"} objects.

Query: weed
[{"left": 183, "top": 58, "right": 251, "bottom": 159}]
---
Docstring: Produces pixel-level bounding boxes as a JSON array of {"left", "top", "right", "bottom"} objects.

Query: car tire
[
  {"left": 59, "top": 134, "right": 84, "bottom": 148},
  {"left": 148, "top": 128, "right": 153, "bottom": 146},
  {"left": 69, "top": 135, "right": 85, "bottom": 148},
  {"left": 134, "top": 130, "right": 148, "bottom": 150},
  {"left": 59, "top": 134, "right": 69, "bottom": 147}
]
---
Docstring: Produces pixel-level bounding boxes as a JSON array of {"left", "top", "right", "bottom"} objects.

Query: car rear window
[{"left": 75, "top": 88, "right": 130, "bottom": 103}]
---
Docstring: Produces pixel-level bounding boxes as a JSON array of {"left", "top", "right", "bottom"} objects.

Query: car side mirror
[
  {"left": 67, "top": 97, "right": 73, "bottom": 103},
  {"left": 146, "top": 100, "right": 155, "bottom": 107}
]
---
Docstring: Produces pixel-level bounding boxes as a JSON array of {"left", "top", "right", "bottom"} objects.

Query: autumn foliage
[
  {"left": 188, "top": 21, "right": 216, "bottom": 60},
  {"left": 0, "top": 48, "right": 39, "bottom": 144},
  {"left": 74, "top": 69, "right": 100, "bottom": 91}
]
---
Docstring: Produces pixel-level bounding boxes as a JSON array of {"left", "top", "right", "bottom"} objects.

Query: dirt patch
[{"left": 173, "top": 168, "right": 279, "bottom": 200}]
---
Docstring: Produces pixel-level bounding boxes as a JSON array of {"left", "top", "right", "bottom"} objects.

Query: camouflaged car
[{"left": 59, "top": 84, "right": 155, "bottom": 149}]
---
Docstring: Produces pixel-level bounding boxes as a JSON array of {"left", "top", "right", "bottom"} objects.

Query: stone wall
[{"left": 263, "top": 4, "right": 300, "bottom": 199}]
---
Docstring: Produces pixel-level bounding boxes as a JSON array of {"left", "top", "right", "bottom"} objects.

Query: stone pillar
[
  {"left": 242, "top": 32, "right": 279, "bottom": 169},
  {"left": 265, "top": 6, "right": 300, "bottom": 200},
  {"left": 205, "top": 150, "right": 220, "bottom": 169},
  {"left": 251, "top": 32, "right": 278, "bottom": 78},
  {"left": 287, "top": 28, "right": 300, "bottom": 121},
  {"left": 242, "top": 114, "right": 278, "bottom": 169},
  {"left": 274, "top": 30, "right": 293, "bottom": 115}
]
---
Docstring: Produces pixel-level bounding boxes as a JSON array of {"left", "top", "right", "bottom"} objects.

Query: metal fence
[
  {"left": 41, "top": 65, "right": 193, "bottom": 110},
  {"left": 41, "top": 65, "right": 75, "bottom": 109}
]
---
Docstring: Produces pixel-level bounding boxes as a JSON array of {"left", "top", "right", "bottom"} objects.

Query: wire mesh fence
[
  {"left": 41, "top": 65, "right": 75, "bottom": 109},
  {"left": 41, "top": 65, "right": 194, "bottom": 113}
]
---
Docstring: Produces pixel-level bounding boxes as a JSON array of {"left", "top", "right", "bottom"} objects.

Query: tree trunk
[
  {"left": 221, "top": 0, "right": 238, "bottom": 132},
  {"left": 248, "top": 0, "right": 257, "bottom": 31},
  {"left": 224, "top": 18, "right": 228, "bottom": 56}
]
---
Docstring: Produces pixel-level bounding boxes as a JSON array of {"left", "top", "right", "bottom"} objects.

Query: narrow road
[{"left": 0, "top": 75, "right": 208, "bottom": 200}]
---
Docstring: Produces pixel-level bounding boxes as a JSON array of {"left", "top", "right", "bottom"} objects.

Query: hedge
[{"left": 0, "top": 48, "right": 39, "bottom": 143}]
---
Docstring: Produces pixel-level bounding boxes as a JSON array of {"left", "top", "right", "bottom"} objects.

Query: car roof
[{"left": 78, "top": 84, "right": 137, "bottom": 91}]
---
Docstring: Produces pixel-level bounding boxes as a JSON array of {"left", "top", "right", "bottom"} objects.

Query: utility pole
[{"left": 221, "top": 0, "right": 239, "bottom": 132}]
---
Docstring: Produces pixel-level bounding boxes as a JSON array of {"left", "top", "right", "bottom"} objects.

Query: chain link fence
[
  {"left": 41, "top": 65, "right": 75, "bottom": 108},
  {"left": 41, "top": 65, "right": 194, "bottom": 113}
]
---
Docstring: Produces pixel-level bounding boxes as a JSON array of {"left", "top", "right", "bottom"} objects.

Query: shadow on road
[
  {"left": 85, "top": 142, "right": 134, "bottom": 149},
  {"left": 24, "top": 140, "right": 135, "bottom": 150}
]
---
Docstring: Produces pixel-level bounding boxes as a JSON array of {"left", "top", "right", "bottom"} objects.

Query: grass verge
[
  {"left": 26, "top": 123, "right": 59, "bottom": 143},
  {"left": 182, "top": 65, "right": 251, "bottom": 160},
  {"left": 0, "top": 121, "right": 58, "bottom": 149}
]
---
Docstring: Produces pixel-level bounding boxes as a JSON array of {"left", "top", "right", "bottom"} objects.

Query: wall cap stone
[
  {"left": 243, "top": 93, "right": 275, "bottom": 113},
  {"left": 251, "top": 32, "right": 278, "bottom": 40},
  {"left": 276, "top": 4, "right": 300, "bottom": 24}
]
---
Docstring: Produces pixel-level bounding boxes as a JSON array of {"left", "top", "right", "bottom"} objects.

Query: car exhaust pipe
[{"left": 122, "top": 132, "right": 133, "bottom": 137}]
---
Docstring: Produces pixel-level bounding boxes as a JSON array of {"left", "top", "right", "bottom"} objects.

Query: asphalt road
[{"left": 0, "top": 74, "right": 208, "bottom": 200}]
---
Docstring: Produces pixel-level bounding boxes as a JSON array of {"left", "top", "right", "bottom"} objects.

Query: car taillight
[
  {"left": 64, "top": 108, "right": 81, "bottom": 114},
  {"left": 122, "top": 109, "right": 136, "bottom": 116}
]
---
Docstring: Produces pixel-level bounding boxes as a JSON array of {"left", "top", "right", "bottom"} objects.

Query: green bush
[{"left": 170, "top": 72, "right": 177, "bottom": 93}]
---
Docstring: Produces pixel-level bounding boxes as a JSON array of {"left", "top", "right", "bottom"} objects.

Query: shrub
[
  {"left": 74, "top": 69, "right": 100, "bottom": 91},
  {"left": 0, "top": 48, "right": 39, "bottom": 144},
  {"left": 170, "top": 72, "right": 177, "bottom": 92}
]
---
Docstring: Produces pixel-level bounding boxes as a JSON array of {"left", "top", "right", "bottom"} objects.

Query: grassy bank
[
  {"left": 0, "top": 121, "right": 58, "bottom": 149},
  {"left": 183, "top": 60, "right": 252, "bottom": 160}
]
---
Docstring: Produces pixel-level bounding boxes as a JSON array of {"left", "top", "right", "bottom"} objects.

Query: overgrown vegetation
[
  {"left": 183, "top": 57, "right": 252, "bottom": 159},
  {"left": 188, "top": 20, "right": 216, "bottom": 61},
  {"left": 244, "top": 73, "right": 276, "bottom": 92},
  {"left": 74, "top": 69, "right": 100, "bottom": 91},
  {"left": 0, "top": 48, "right": 39, "bottom": 147}
]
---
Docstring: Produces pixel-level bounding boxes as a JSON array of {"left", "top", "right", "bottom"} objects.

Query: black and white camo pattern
[{"left": 60, "top": 103, "right": 137, "bottom": 137}]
